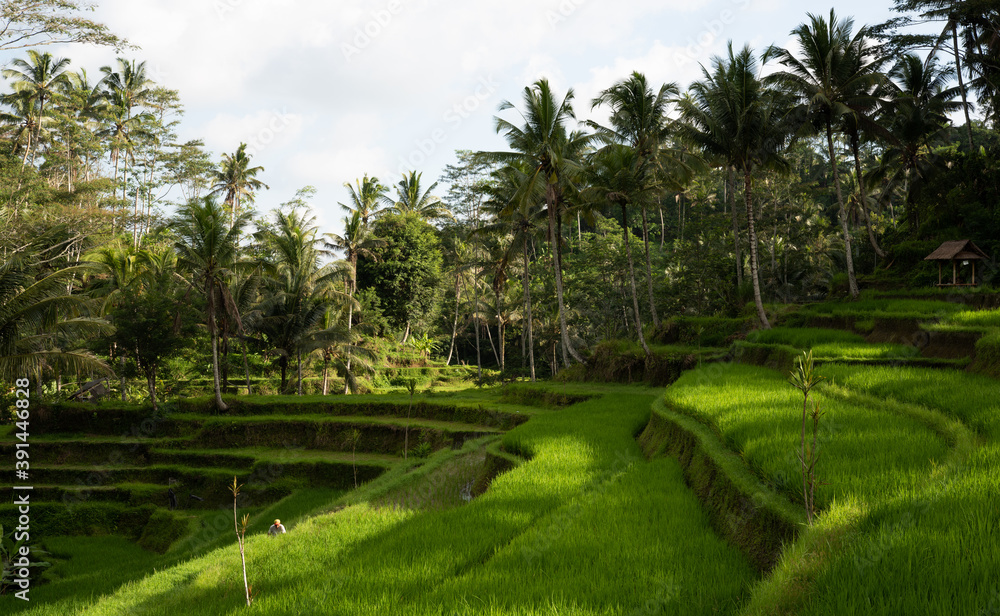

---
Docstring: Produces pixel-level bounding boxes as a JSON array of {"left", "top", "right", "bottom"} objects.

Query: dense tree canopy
[{"left": 1, "top": 3, "right": 999, "bottom": 404}]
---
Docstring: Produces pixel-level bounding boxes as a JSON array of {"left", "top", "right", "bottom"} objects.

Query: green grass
[
  {"left": 820, "top": 363, "right": 1000, "bottom": 437},
  {"left": 939, "top": 307, "right": 1000, "bottom": 329},
  {"left": 753, "top": 363, "right": 1000, "bottom": 615},
  {"left": 746, "top": 328, "right": 919, "bottom": 360},
  {"left": 790, "top": 298, "right": 964, "bottom": 321},
  {"left": 9, "top": 318, "right": 1000, "bottom": 615},
  {"left": 664, "top": 364, "right": 950, "bottom": 508},
  {"left": 6, "top": 386, "right": 755, "bottom": 615}
]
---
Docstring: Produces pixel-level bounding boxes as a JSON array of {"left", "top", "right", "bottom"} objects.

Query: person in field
[{"left": 268, "top": 519, "right": 286, "bottom": 537}]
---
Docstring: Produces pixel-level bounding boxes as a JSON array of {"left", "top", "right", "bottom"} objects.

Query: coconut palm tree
[
  {"left": 439, "top": 236, "right": 474, "bottom": 368},
  {"left": 210, "top": 142, "right": 269, "bottom": 228},
  {"left": 477, "top": 79, "right": 592, "bottom": 367},
  {"left": 50, "top": 69, "right": 106, "bottom": 192},
  {"left": 340, "top": 174, "right": 388, "bottom": 225},
  {"left": 380, "top": 171, "right": 453, "bottom": 221},
  {"left": 324, "top": 211, "right": 384, "bottom": 392},
  {"left": 880, "top": 0, "right": 997, "bottom": 141},
  {"left": 877, "top": 52, "right": 962, "bottom": 231},
  {"left": 2, "top": 50, "right": 72, "bottom": 167},
  {"left": 312, "top": 304, "right": 375, "bottom": 395},
  {"left": 0, "top": 233, "right": 110, "bottom": 384},
  {"left": 0, "top": 90, "right": 43, "bottom": 169},
  {"left": 962, "top": 9, "right": 1000, "bottom": 127},
  {"left": 98, "top": 58, "right": 155, "bottom": 208},
  {"left": 589, "top": 72, "right": 700, "bottom": 327},
  {"left": 171, "top": 196, "right": 252, "bottom": 411},
  {"left": 765, "top": 10, "right": 885, "bottom": 298},
  {"left": 256, "top": 209, "right": 346, "bottom": 394},
  {"left": 482, "top": 163, "right": 547, "bottom": 381},
  {"left": 582, "top": 144, "right": 655, "bottom": 355},
  {"left": 678, "top": 43, "right": 795, "bottom": 328}
]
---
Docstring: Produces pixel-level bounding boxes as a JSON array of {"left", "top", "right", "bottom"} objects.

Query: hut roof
[{"left": 924, "top": 240, "right": 989, "bottom": 261}]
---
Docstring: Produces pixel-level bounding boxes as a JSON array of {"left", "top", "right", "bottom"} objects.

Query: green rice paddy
[{"left": 6, "top": 297, "right": 1000, "bottom": 615}]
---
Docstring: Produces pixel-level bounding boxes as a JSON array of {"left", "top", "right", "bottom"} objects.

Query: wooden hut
[{"left": 924, "top": 240, "right": 989, "bottom": 287}]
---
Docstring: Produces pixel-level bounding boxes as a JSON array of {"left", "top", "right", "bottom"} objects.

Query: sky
[{"left": 8, "top": 0, "right": 941, "bottom": 238}]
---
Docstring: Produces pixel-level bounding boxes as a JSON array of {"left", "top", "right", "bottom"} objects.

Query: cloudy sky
[{"left": 13, "top": 0, "right": 937, "bottom": 236}]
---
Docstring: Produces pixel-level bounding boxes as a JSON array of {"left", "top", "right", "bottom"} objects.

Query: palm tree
[
  {"left": 483, "top": 163, "right": 547, "bottom": 381},
  {"left": 478, "top": 79, "right": 592, "bottom": 367},
  {"left": 313, "top": 305, "right": 374, "bottom": 395},
  {"left": 340, "top": 174, "right": 388, "bottom": 225},
  {"left": 98, "top": 58, "right": 155, "bottom": 206},
  {"left": 0, "top": 90, "right": 43, "bottom": 169},
  {"left": 880, "top": 0, "right": 995, "bottom": 142},
  {"left": 172, "top": 196, "right": 252, "bottom": 411},
  {"left": 678, "top": 43, "right": 794, "bottom": 328},
  {"left": 439, "top": 236, "right": 474, "bottom": 368},
  {"left": 765, "top": 10, "right": 885, "bottom": 298},
  {"left": 962, "top": 9, "right": 1000, "bottom": 127},
  {"left": 324, "top": 211, "right": 384, "bottom": 393},
  {"left": 583, "top": 144, "right": 654, "bottom": 354},
  {"left": 256, "top": 209, "right": 345, "bottom": 394},
  {"left": 2, "top": 50, "right": 72, "bottom": 167},
  {"left": 0, "top": 234, "right": 111, "bottom": 384},
  {"left": 878, "top": 52, "right": 961, "bottom": 231},
  {"left": 50, "top": 69, "right": 106, "bottom": 192},
  {"left": 210, "top": 142, "right": 269, "bottom": 228},
  {"left": 589, "top": 72, "right": 695, "bottom": 327},
  {"left": 85, "top": 241, "right": 151, "bottom": 400},
  {"left": 380, "top": 171, "right": 453, "bottom": 221}
]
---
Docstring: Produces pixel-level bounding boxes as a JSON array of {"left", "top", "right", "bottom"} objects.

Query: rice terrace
[{"left": 2, "top": 0, "right": 1000, "bottom": 614}]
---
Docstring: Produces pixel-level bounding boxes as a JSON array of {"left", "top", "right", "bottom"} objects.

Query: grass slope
[{"left": 6, "top": 387, "right": 755, "bottom": 615}]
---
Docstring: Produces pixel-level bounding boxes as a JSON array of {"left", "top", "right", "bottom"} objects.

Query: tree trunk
[
  {"left": 744, "top": 168, "right": 771, "bottom": 329},
  {"left": 495, "top": 285, "right": 505, "bottom": 373},
  {"left": 640, "top": 206, "right": 660, "bottom": 327},
  {"left": 851, "top": 137, "right": 885, "bottom": 258},
  {"left": 953, "top": 20, "right": 975, "bottom": 151},
  {"left": 826, "top": 122, "right": 859, "bottom": 299},
  {"left": 242, "top": 338, "right": 252, "bottom": 395},
  {"left": 659, "top": 206, "right": 666, "bottom": 250},
  {"left": 297, "top": 348, "right": 303, "bottom": 396},
  {"left": 322, "top": 354, "right": 330, "bottom": 395},
  {"left": 146, "top": 367, "right": 158, "bottom": 412},
  {"left": 523, "top": 238, "right": 536, "bottom": 382},
  {"left": 446, "top": 267, "right": 462, "bottom": 365},
  {"left": 548, "top": 187, "right": 584, "bottom": 366},
  {"left": 120, "top": 354, "right": 126, "bottom": 403},
  {"left": 622, "top": 203, "right": 651, "bottom": 356},
  {"left": 728, "top": 167, "right": 743, "bottom": 287},
  {"left": 209, "top": 311, "right": 228, "bottom": 411},
  {"left": 344, "top": 292, "right": 354, "bottom": 394},
  {"left": 132, "top": 186, "right": 141, "bottom": 248},
  {"left": 473, "top": 276, "right": 482, "bottom": 382},
  {"left": 485, "top": 310, "right": 500, "bottom": 367},
  {"left": 221, "top": 329, "right": 230, "bottom": 395}
]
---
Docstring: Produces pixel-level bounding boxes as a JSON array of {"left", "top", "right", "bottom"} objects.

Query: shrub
[
  {"left": 136, "top": 510, "right": 189, "bottom": 553},
  {"left": 973, "top": 330, "right": 1000, "bottom": 377}
]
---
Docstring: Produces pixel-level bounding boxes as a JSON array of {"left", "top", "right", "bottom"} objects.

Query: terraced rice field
[{"left": 6, "top": 296, "right": 1000, "bottom": 615}]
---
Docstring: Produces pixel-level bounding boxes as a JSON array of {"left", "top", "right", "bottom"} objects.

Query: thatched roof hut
[{"left": 924, "top": 240, "right": 988, "bottom": 286}]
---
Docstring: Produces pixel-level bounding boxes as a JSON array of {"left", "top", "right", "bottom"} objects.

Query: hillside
[{"left": 4, "top": 295, "right": 1000, "bottom": 614}]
